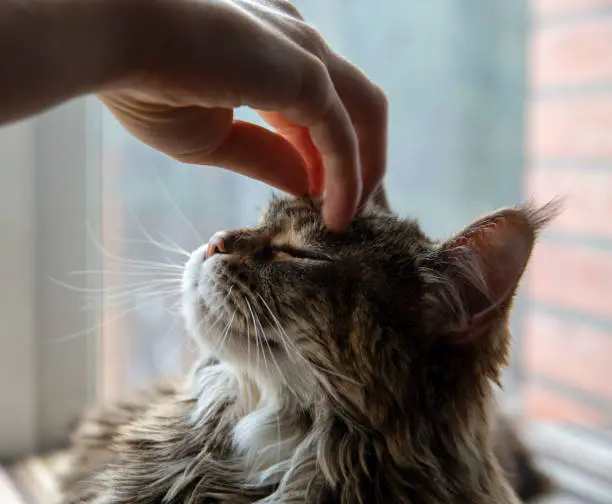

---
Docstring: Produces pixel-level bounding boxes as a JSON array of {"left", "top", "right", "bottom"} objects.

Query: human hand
[{"left": 101, "top": 0, "right": 388, "bottom": 230}]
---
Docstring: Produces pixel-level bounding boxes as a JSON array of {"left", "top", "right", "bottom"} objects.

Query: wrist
[
  {"left": 44, "top": 0, "right": 140, "bottom": 94},
  {"left": 0, "top": 0, "right": 160, "bottom": 125}
]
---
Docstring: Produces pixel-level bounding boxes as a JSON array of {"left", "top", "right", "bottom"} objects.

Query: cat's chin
[
  {"left": 189, "top": 319, "right": 318, "bottom": 401},
  {"left": 183, "top": 294, "right": 292, "bottom": 374},
  {"left": 202, "top": 325, "right": 289, "bottom": 367}
]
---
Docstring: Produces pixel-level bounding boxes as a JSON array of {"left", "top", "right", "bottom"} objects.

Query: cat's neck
[
  {"left": 189, "top": 359, "right": 518, "bottom": 503},
  {"left": 190, "top": 360, "right": 309, "bottom": 487}
]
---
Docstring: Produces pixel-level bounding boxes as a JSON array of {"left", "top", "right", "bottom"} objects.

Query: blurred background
[{"left": 1, "top": 0, "right": 612, "bottom": 502}]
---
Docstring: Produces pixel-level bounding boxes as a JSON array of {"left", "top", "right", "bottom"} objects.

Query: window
[
  {"left": 98, "top": 107, "right": 273, "bottom": 401},
  {"left": 96, "top": 1, "right": 529, "bottom": 402}
]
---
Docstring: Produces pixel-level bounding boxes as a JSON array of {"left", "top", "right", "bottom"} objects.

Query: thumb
[
  {"left": 186, "top": 120, "right": 310, "bottom": 197},
  {"left": 101, "top": 96, "right": 310, "bottom": 196}
]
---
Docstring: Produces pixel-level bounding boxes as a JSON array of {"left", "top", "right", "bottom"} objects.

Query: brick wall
[{"left": 523, "top": 0, "right": 612, "bottom": 426}]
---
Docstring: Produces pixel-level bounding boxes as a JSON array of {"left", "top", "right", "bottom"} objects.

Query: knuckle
[
  {"left": 367, "top": 83, "right": 389, "bottom": 125},
  {"left": 302, "top": 56, "right": 333, "bottom": 112},
  {"left": 306, "top": 54, "right": 329, "bottom": 82},
  {"left": 300, "top": 23, "right": 328, "bottom": 59},
  {"left": 273, "top": 0, "right": 302, "bottom": 19}
]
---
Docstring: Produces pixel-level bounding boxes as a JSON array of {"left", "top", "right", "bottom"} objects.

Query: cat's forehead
[
  {"left": 258, "top": 196, "right": 431, "bottom": 251},
  {"left": 259, "top": 196, "right": 321, "bottom": 226},
  {"left": 257, "top": 196, "right": 323, "bottom": 247}
]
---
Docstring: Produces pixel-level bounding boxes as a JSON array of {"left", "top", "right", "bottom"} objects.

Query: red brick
[
  {"left": 523, "top": 381, "right": 606, "bottom": 425},
  {"left": 528, "top": 95, "right": 612, "bottom": 158},
  {"left": 525, "top": 243, "right": 612, "bottom": 318},
  {"left": 523, "top": 312, "right": 612, "bottom": 399},
  {"left": 524, "top": 167, "right": 612, "bottom": 238},
  {"left": 533, "top": 0, "right": 612, "bottom": 16},
  {"left": 531, "top": 19, "right": 612, "bottom": 88}
]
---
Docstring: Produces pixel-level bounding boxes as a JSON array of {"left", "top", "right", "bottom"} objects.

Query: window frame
[
  {"left": 0, "top": 115, "right": 38, "bottom": 459},
  {"left": 0, "top": 97, "right": 102, "bottom": 458}
]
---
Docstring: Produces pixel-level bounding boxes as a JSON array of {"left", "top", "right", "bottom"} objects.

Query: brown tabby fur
[{"left": 59, "top": 192, "right": 558, "bottom": 503}]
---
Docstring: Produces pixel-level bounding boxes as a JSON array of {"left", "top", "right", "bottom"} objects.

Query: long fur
[{"left": 59, "top": 195, "right": 557, "bottom": 503}]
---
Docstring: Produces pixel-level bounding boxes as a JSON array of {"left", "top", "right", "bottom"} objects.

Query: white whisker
[
  {"left": 78, "top": 289, "right": 179, "bottom": 314},
  {"left": 86, "top": 221, "right": 183, "bottom": 271},
  {"left": 249, "top": 297, "right": 300, "bottom": 400},
  {"left": 50, "top": 292, "right": 172, "bottom": 345},
  {"left": 154, "top": 171, "right": 203, "bottom": 244},
  {"left": 125, "top": 206, "right": 191, "bottom": 258},
  {"left": 256, "top": 293, "right": 360, "bottom": 386},
  {"left": 158, "top": 231, "right": 191, "bottom": 257},
  {"left": 256, "top": 294, "right": 299, "bottom": 365},
  {"left": 216, "top": 311, "right": 236, "bottom": 354},
  {"left": 48, "top": 276, "right": 181, "bottom": 297},
  {"left": 250, "top": 303, "right": 285, "bottom": 465},
  {"left": 67, "top": 269, "right": 179, "bottom": 278},
  {"left": 112, "top": 237, "right": 190, "bottom": 258},
  {"left": 99, "top": 286, "right": 181, "bottom": 310},
  {"left": 245, "top": 298, "right": 265, "bottom": 376},
  {"left": 196, "top": 287, "right": 235, "bottom": 356}
]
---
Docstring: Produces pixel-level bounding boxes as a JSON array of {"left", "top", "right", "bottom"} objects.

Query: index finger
[{"left": 276, "top": 55, "right": 361, "bottom": 231}]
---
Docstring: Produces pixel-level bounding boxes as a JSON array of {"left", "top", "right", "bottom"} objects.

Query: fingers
[
  {"left": 176, "top": 119, "right": 310, "bottom": 197},
  {"left": 257, "top": 111, "right": 324, "bottom": 197},
  {"left": 276, "top": 55, "right": 362, "bottom": 230},
  {"left": 328, "top": 56, "right": 388, "bottom": 211}
]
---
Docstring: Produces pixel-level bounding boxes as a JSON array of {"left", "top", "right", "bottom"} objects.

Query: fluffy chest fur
[
  {"left": 192, "top": 361, "right": 310, "bottom": 488},
  {"left": 59, "top": 360, "right": 520, "bottom": 504}
]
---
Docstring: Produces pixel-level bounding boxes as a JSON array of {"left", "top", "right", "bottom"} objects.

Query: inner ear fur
[{"left": 427, "top": 199, "right": 562, "bottom": 341}]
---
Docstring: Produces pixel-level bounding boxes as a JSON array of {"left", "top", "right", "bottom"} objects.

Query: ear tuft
[
  {"left": 521, "top": 196, "right": 564, "bottom": 234},
  {"left": 362, "top": 185, "right": 392, "bottom": 215}
]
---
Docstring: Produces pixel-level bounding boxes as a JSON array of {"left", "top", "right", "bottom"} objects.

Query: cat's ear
[
  {"left": 425, "top": 200, "right": 561, "bottom": 341},
  {"left": 364, "top": 185, "right": 392, "bottom": 214}
]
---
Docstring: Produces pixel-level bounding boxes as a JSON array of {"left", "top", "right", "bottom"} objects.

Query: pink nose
[{"left": 205, "top": 231, "right": 228, "bottom": 259}]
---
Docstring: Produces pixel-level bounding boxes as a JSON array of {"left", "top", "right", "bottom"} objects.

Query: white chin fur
[{"left": 181, "top": 247, "right": 316, "bottom": 396}]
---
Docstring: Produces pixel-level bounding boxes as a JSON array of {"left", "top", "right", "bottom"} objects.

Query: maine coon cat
[{"left": 59, "top": 191, "right": 557, "bottom": 503}]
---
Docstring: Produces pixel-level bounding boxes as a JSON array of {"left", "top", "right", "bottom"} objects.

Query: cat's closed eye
[{"left": 267, "top": 245, "right": 332, "bottom": 262}]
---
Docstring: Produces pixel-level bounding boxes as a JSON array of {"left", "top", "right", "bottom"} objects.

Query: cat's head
[{"left": 182, "top": 192, "right": 556, "bottom": 432}]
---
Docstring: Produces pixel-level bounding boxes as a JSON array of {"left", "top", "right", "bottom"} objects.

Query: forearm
[{"left": 0, "top": 0, "right": 134, "bottom": 125}]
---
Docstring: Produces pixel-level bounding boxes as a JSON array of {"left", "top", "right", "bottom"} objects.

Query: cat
[{"left": 59, "top": 191, "right": 559, "bottom": 503}]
